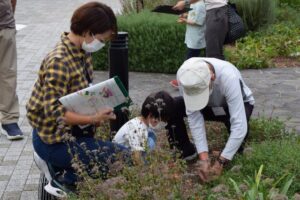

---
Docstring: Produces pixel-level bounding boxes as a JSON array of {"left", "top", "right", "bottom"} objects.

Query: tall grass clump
[
  {"left": 231, "top": 0, "right": 277, "bottom": 31},
  {"left": 278, "top": 0, "right": 300, "bottom": 8},
  {"left": 229, "top": 138, "right": 300, "bottom": 196}
]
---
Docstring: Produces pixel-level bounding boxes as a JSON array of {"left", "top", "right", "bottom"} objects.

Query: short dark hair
[
  {"left": 70, "top": 2, "right": 117, "bottom": 37},
  {"left": 141, "top": 91, "right": 174, "bottom": 122}
]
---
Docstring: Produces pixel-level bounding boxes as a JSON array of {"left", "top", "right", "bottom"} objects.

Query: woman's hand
[
  {"left": 91, "top": 107, "right": 116, "bottom": 125},
  {"left": 63, "top": 107, "right": 115, "bottom": 126}
]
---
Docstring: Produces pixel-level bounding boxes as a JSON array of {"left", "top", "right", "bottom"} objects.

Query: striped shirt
[{"left": 26, "top": 32, "right": 93, "bottom": 144}]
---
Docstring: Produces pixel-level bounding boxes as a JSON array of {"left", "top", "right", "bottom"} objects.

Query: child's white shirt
[{"left": 113, "top": 117, "right": 149, "bottom": 151}]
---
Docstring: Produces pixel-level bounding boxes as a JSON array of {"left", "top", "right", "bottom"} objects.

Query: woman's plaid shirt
[{"left": 26, "top": 32, "right": 93, "bottom": 144}]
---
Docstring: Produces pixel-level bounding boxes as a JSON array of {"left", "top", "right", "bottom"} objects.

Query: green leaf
[
  {"left": 280, "top": 176, "right": 294, "bottom": 195},
  {"left": 230, "top": 178, "right": 242, "bottom": 196}
]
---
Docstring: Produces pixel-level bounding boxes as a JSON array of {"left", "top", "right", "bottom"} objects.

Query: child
[
  {"left": 170, "top": 0, "right": 206, "bottom": 88},
  {"left": 113, "top": 91, "right": 174, "bottom": 161}
]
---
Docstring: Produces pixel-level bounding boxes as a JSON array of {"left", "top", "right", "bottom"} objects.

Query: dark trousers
[
  {"left": 205, "top": 6, "right": 228, "bottom": 60},
  {"left": 32, "top": 129, "right": 129, "bottom": 184},
  {"left": 166, "top": 96, "right": 254, "bottom": 157},
  {"left": 186, "top": 48, "right": 206, "bottom": 60}
]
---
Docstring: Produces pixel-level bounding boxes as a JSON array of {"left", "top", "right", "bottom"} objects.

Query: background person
[
  {"left": 170, "top": 0, "right": 206, "bottom": 88},
  {"left": 0, "top": 0, "right": 24, "bottom": 140},
  {"left": 173, "top": 0, "right": 228, "bottom": 60}
]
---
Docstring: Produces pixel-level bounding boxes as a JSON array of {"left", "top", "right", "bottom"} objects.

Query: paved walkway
[{"left": 0, "top": 0, "right": 299, "bottom": 199}]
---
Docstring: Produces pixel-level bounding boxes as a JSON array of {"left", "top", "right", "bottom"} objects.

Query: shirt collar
[{"left": 61, "top": 32, "right": 88, "bottom": 61}]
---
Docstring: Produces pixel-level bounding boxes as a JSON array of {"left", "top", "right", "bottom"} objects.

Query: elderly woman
[{"left": 26, "top": 2, "right": 128, "bottom": 184}]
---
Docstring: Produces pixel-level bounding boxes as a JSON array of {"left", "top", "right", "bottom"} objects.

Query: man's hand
[
  {"left": 173, "top": 0, "right": 186, "bottom": 10},
  {"left": 196, "top": 159, "right": 211, "bottom": 183},
  {"left": 211, "top": 160, "right": 223, "bottom": 177}
]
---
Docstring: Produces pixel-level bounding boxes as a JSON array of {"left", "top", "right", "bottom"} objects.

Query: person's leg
[
  {"left": 0, "top": 29, "right": 20, "bottom": 124},
  {"left": 166, "top": 96, "right": 196, "bottom": 158},
  {"left": 202, "top": 102, "right": 254, "bottom": 153},
  {"left": 200, "top": 48, "right": 206, "bottom": 57},
  {"left": 32, "top": 129, "right": 77, "bottom": 184},
  {"left": 205, "top": 6, "right": 228, "bottom": 60},
  {"left": 185, "top": 48, "right": 201, "bottom": 60},
  {"left": 147, "top": 130, "right": 157, "bottom": 151},
  {"left": 32, "top": 129, "right": 130, "bottom": 184},
  {"left": 238, "top": 102, "right": 254, "bottom": 153}
]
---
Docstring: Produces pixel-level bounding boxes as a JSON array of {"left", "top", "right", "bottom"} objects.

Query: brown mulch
[{"left": 271, "top": 57, "right": 300, "bottom": 68}]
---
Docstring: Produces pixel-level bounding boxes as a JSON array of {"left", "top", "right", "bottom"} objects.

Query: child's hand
[
  {"left": 180, "top": 13, "right": 188, "bottom": 18},
  {"left": 132, "top": 151, "right": 143, "bottom": 166},
  {"left": 177, "top": 17, "right": 186, "bottom": 24}
]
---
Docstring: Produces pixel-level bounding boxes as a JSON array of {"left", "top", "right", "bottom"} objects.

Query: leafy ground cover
[{"left": 67, "top": 113, "right": 299, "bottom": 200}]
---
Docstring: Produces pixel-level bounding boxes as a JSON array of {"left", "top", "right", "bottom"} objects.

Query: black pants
[
  {"left": 186, "top": 48, "right": 206, "bottom": 60},
  {"left": 166, "top": 96, "right": 254, "bottom": 157},
  {"left": 205, "top": 5, "right": 228, "bottom": 60}
]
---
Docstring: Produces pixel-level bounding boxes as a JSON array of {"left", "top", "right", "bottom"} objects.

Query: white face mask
[
  {"left": 82, "top": 35, "right": 105, "bottom": 53},
  {"left": 149, "top": 121, "right": 168, "bottom": 132}
]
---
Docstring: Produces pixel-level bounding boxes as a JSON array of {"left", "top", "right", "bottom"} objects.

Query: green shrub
[
  {"left": 225, "top": 22, "right": 300, "bottom": 69},
  {"left": 248, "top": 117, "right": 288, "bottom": 142},
  {"left": 231, "top": 0, "right": 277, "bottom": 31},
  {"left": 92, "top": 10, "right": 300, "bottom": 73},
  {"left": 93, "top": 10, "right": 186, "bottom": 73}
]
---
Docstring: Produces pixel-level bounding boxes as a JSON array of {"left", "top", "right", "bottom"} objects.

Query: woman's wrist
[{"left": 90, "top": 114, "right": 99, "bottom": 125}]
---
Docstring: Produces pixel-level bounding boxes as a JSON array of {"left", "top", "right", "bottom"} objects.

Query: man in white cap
[{"left": 173, "top": 57, "right": 254, "bottom": 181}]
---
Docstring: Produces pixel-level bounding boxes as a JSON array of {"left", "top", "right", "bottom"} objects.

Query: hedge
[
  {"left": 93, "top": 10, "right": 186, "bottom": 73},
  {"left": 93, "top": 9, "right": 300, "bottom": 73}
]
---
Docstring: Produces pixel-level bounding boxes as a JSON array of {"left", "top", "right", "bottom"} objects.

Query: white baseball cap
[{"left": 177, "top": 58, "right": 211, "bottom": 111}]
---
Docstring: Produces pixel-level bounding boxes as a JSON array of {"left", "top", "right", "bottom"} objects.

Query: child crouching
[{"left": 113, "top": 91, "right": 174, "bottom": 164}]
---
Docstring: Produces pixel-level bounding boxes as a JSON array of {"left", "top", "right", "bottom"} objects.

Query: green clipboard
[{"left": 113, "top": 76, "right": 133, "bottom": 111}]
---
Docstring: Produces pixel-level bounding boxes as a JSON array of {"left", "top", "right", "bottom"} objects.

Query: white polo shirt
[{"left": 205, "top": 0, "right": 228, "bottom": 10}]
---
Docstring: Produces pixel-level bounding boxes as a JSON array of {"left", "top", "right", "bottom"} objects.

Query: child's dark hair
[{"left": 141, "top": 91, "right": 174, "bottom": 122}]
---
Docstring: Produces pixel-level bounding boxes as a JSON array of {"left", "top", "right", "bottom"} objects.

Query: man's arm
[
  {"left": 187, "top": 110, "right": 209, "bottom": 160},
  {"left": 173, "top": 0, "right": 200, "bottom": 10},
  {"left": 221, "top": 76, "right": 248, "bottom": 160},
  {"left": 11, "top": 0, "right": 17, "bottom": 13}
]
